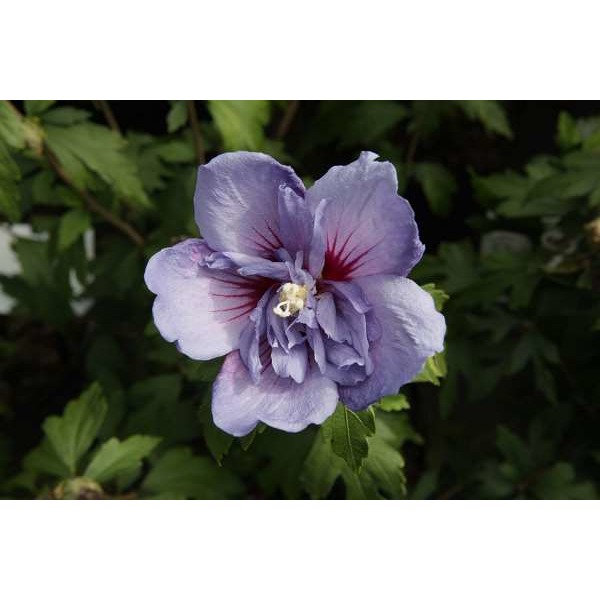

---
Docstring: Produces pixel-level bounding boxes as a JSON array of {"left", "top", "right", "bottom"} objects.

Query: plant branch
[
  {"left": 276, "top": 100, "right": 300, "bottom": 139},
  {"left": 186, "top": 100, "right": 205, "bottom": 165},
  {"left": 47, "top": 152, "right": 145, "bottom": 247},
  {"left": 5, "top": 101, "right": 144, "bottom": 247},
  {"left": 94, "top": 100, "right": 121, "bottom": 134}
]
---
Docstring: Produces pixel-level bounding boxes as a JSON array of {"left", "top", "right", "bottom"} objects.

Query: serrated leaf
[
  {"left": 84, "top": 435, "right": 160, "bottom": 484},
  {"left": 142, "top": 447, "right": 242, "bottom": 499},
  {"left": 301, "top": 430, "right": 344, "bottom": 499},
  {"left": 44, "top": 122, "right": 150, "bottom": 208},
  {"left": 458, "top": 100, "right": 513, "bottom": 138},
  {"left": 24, "top": 101, "right": 55, "bottom": 116},
  {"left": 303, "top": 413, "right": 407, "bottom": 499},
  {"left": 321, "top": 404, "right": 375, "bottom": 472},
  {"left": 412, "top": 351, "right": 447, "bottom": 385},
  {"left": 345, "top": 434, "right": 405, "bottom": 499},
  {"left": 23, "top": 439, "right": 71, "bottom": 479},
  {"left": 42, "top": 383, "right": 107, "bottom": 475},
  {"left": 414, "top": 162, "right": 457, "bottom": 216},
  {"left": 0, "top": 140, "right": 21, "bottom": 221},
  {"left": 377, "top": 394, "right": 410, "bottom": 412},
  {"left": 166, "top": 101, "right": 188, "bottom": 133},
  {"left": 208, "top": 100, "right": 270, "bottom": 151},
  {"left": 57, "top": 208, "right": 91, "bottom": 251}
]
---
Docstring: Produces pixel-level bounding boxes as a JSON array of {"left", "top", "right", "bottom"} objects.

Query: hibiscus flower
[{"left": 145, "top": 151, "right": 445, "bottom": 436}]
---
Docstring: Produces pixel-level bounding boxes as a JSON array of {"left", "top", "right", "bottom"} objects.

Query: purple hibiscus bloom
[{"left": 144, "top": 151, "right": 445, "bottom": 436}]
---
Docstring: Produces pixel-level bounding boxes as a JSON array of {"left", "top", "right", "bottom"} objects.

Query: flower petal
[
  {"left": 306, "top": 151, "right": 424, "bottom": 280},
  {"left": 339, "top": 275, "right": 446, "bottom": 411},
  {"left": 145, "top": 239, "right": 270, "bottom": 361},
  {"left": 212, "top": 351, "right": 339, "bottom": 436},
  {"left": 271, "top": 343, "right": 308, "bottom": 384},
  {"left": 194, "top": 152, "right": 305, "bottom": 258},
  {"left": 277, "top": 184, "right": 313, "bottom": 259}
]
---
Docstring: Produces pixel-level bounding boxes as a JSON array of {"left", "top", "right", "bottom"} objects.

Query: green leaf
[
  {"left": 412, "top": 351, "right": 447, "bottom": 385},
  {"left": 301, "top": 430, "right": 345, "bottom": 499},
  {"left": 377, "top": 394, "right": 410, "bottom": 412},
  {"left": 208, "top": 100, "right": 270, "bottom": 151},
  {"left": 24, "top": 101, "right": 56, "bottom": 116},
  {"left": 532, "top": 462, "right": 596, "bottom": 499},
  {"left": 42, "top": 383, "right": 108, "bottom": 475},
  {"left": 23, "top": 439, "right": 71, "bottom": 479},
  {"left": 557, "top": 111, "right": 581, "bottom": 149},
  {"left": 57, "top": 208, "right": 91, "bottom": 251},
  {"left": 458, "top": 100, "right": 513, "bottom": 138},
  {"left": 422, "top": 283, "right": 450, "bottom": 311},
  {"left": 0, "top": 140, "right": 22, "bottom": 221},
  {"left": 303, "top": 413, "right": 408, "bottom": 499},
  {"left": 42, "top": 107, "right": 91, "bottom": 126},
  {"left": 496, "top": 426, "right": 532, "bottom": 475},
  {"left": 198, "top": 399, "right": 233, "bottom": 465},
  {"left": 166, "top": 101, "right": 188, "bottom": 133},
  {"left": 142, "top": 447, "right": 242, "bottom": 499},
  {"left": 414, "top": 162, "right": 457, "bottom": 216},
  {"left": 341, "top": 101, "right": 409, "bottom": 148},
  {"left": 321, "top": 404, "right": 375, "bottom": 472},
  {"left": 84, "top": 435, "right": 160, "bottom": 484},
  {"left": 346, "top": 433, "right": 406, "bottom": 499},
  {"left": 44, "top": 122, "right": 150, "bottom": 208},
  {"left": 0, "top": 101, "right": 27, "bottom": 148}
]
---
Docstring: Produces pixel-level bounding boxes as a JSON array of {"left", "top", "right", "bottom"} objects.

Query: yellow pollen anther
[{"left": 273, "top": 283, "right": 308, "bottom": 318}]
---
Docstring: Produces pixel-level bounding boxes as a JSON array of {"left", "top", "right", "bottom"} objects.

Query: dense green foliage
[{"left": 0, "top": 100, "right": 598, "bottom": 499}]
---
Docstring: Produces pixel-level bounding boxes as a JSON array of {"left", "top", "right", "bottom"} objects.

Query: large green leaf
[
  {"left": 414, "top": 162, "right": 457, "bottom": 216},
  {"left": 84, "top": 435, "right": 160, "bottom": 484},
  {"left": 142, "top": 447, "right": 242, "bottom": 499},
  {"left": 303, "top": 413, "right": 409, "bottom": 499},
  {"left": 458, "top": 100, "right": 513, "bottom": 138},
  {"left": 42, "top": 383, "right": 108, "bottom": 475},
  {"left": 208, "top": 100, "right": 270, "bottom": 151},
  {"left": 24, "top": 101, "right": 56, "bottom": 116},
  {"left": 321, "top": 404, "right": 375, "bottom": 473},
  {"left": 23, "top": 439, "right": 71, "bottom": 479},
  {"left": 0, "top": 101, "right": 27, "bottom": 148},
  {"left": 44, "top": 122, "right": 150, "bottom": 207}
]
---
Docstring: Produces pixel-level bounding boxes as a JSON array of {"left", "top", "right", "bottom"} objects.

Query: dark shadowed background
[{"left": 0, "top": 100, "right": 598, "bottom": 499}]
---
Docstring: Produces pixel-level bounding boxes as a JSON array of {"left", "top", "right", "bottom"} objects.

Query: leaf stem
[
  {"left": 4, "top": 101, "right": 145, "bottom": 247},
  {"left": 276, "top": 100, "right": 300, "bottom": 139},
  {"left": 47, "top": 152, "right": 145, "bottom": 247},
  {"left": 187, "top": 100, "right": 206, "bottom": 165},
  {"left": 94, "top": 100, "right": 121, "bottom": 134}
]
